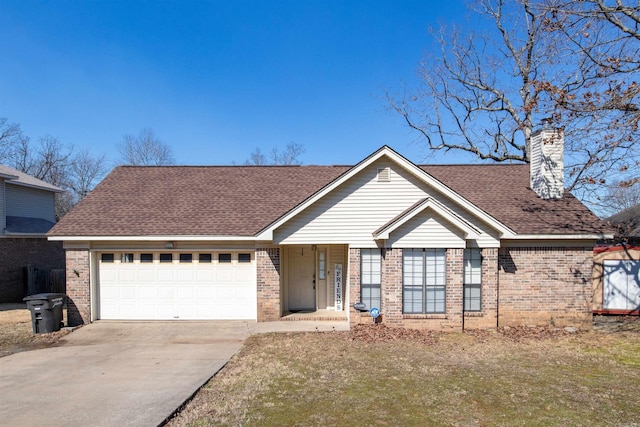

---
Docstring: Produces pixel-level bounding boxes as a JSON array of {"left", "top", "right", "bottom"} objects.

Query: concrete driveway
[{"left": 0, "top": 321, "right": 251, "bottom": 427}]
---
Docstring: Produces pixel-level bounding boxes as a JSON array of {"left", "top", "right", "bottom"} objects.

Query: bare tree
[
  {"left": 118, "top": 128, "right": 175, "bottom": 166},
  {"left": 246, "top": 142, "right": 305, "bottom": 165},
  {"left": 0, "top": 118, "right": 26, "bottom": 162},
  {"left": 69, "top": 149, "right": 108, "bottom": 201},
  {"left": 538, "top": 0, "right": 640, "bottom": 209},
  {"left": 390, "top": 0, "right": 639, "bottom": 210},
  {"left": 247, "top": 147, "right": 268, "bottom": 165},
  {"left": 601, "top": 182, "right": 640, "bottom": 217}
]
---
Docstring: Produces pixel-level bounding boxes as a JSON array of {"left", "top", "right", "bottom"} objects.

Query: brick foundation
[
  {"left": 256, "top": 247, "right": 281, "bottom": 321},
  {"left": 498, "top": 246, "right": 593, "bottom": 329},
  {"left": 65, "top": 249, "right": 91, "bottom": 326},
  {"left": 0, "top": 238, "right": 65, "bottom": 303}
]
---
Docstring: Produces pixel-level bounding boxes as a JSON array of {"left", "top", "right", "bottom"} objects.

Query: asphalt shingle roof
[
  {"left": 48, "top": 163, "right": 608, "bottom": 237},
  {"left": 606, "top": 203, "right": 640, "bottom": 237}
]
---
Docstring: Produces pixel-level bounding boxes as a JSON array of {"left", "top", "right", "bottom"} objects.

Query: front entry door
[{"left": 288, "top": 246, "right": 316, "bottom": 311}]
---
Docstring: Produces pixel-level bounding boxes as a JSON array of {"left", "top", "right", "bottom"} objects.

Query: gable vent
[{"left": 377, "top": 167, "right": 390, "bottom": 182}]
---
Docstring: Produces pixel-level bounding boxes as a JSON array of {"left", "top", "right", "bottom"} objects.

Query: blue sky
[{"left": 0, "top": 0, "right": 473, "bottom": 167}]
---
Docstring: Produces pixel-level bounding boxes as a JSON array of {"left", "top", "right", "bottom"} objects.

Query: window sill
[
  {"left": 464, "top": 312, "right": 484, "bottom": 317},
  {"left": 402, "top": 314, "right": 447, "bottom": 320}
]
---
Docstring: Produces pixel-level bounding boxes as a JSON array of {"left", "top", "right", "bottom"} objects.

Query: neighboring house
[
  {"left": 593, "top": 203, "right": 640, "bottom": 314},
  {"left": 0, "top": 165, "right": 65, "bottom": 302},
  {"left": 49, "top": 128, "right": 612, "bottom": 329}
]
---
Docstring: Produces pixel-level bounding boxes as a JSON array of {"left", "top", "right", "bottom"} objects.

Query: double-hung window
[
  {"left": 463, "top": 249, "right": 482, "bottom": 312},
  {"left": 403, "top": 249, "right": 446, "bottom": 314},
  {"left": 361, "top": 249, "right": 381, "bottom": 311}
]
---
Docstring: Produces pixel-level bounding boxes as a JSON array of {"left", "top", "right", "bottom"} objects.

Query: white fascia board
[
  {"left": 504, "top": 233, "right": 614, "bottom": 240},
  {"left": 255, "top": 145, "right": 515, "bottom": 240},
  {"left": 6, "top": 180, "right": 64, "bottom": 193},
  {"left": 0, "top": 172, "right": 19, "bottom": 180},
  {"left": 48, "top": 235, "right": 257, "bottom": 242},
  {"left": 374, "top": 197, "right": 481, "bottom": 240}
]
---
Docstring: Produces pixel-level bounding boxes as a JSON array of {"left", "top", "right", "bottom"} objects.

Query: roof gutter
[
  {"left": 503, "top": 233, "right": 614, "bottom": 240},
  {"left": 47, "top": 235, "right": 259, "bottom": 242}
]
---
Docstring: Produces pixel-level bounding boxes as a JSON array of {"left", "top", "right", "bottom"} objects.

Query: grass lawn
[
  {"left": 169, "top": 322, "right": 640, "bottom": 427},
  {"left": 0, "top": 304, "right": 70, "bottom": 357}
]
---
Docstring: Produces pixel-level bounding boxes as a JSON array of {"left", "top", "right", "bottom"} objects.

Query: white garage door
[
  {"left": 603, "top": 259, "right": 640, "bottom": 311},
  {"left": 98, "top": 251, "right": 257, "bottom": 320}
]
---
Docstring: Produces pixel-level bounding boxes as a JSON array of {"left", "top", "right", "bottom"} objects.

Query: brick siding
[
  {"left": 498, "top": 246, "right": 593, "bottom": 328},
  {"left": 0, "top": 238, "right": 64, "bottom": 303},
  {"left": 65, "top": 249, "right": 91, "bottom": 326},
  {"left": 256, "top": 247, "right": 281, "bottom": 321}
]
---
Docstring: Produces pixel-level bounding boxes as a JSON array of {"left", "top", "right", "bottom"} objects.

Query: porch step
[{"left": 280, "top": 311, "right": 347, "bottom": 322}]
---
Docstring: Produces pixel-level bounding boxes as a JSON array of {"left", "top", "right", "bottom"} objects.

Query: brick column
[
  {"left": 445, "top": 248, "right": 464, "bottom": 329},
  {"left": 382, "top": 248, "right": 402, "bottom": 324},
  {"left": 65, "top": 249, "right": 91, "bottom": 326},
  {"left": 256, "top": 247, "right": 281, "bottom": 321}
]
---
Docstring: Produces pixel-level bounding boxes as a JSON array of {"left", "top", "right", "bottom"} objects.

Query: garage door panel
[
  {"left": 177, "top": 269, "right": 195, "bottom": 282},
  {"left": 99, "top": 252, "right": 257, "bottom": 320},
  {"left": 196, "top": 269, "right": 214, "bottom": 281},
  {"left": 216, "top": 268, "right": 233, "bottom": 281},
  {"left": 138, "top": 269, "right": 156, "bottom": 282},
  {"left": 118, "top": 269, "right": 136, "bottom": 282}
]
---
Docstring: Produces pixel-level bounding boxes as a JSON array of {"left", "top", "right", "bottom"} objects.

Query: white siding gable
[
  {"left": 386, "top": 210, "right": 466, "bottom": 248},
  {"left": 5, "top": 184, "right": 56, "bottom": 222},
  {"left": 274, "top": 157, "right": 501, "bottom": 248}
]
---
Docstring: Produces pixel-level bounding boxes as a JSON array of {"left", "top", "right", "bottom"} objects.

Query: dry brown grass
[
  {"left": 0, "top": 305, "right": 70, "bottom": 357},
  {"left": 169, "top": 322, "right": 640, "bottom": 427}
]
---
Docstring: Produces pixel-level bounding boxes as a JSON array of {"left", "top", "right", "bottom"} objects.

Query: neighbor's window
[
  {"left": 361, "top": 249, "right": 381, "bottom": 311},
  {"left": 179, "top": 253, "right": 193, "bottom": 263},
  {"left": 140, "top": 253, "right": 153, "bottom": 263},
  {"left": 464, "top": 249, "right": 482, "bottom": 312},
  {"left": 403, "top": 249, "right": 446, "bottom": 314},
  {"left": 198, "top": 253, "right": 212, "bottom": 263},
  {"left": 218, "top": 253, "right": 232, "bottom": 263},
  {"left": 238, "top": 253, "right": 251, "bottom": 263},
  {"left": 121, "top": 253, "right": 134, "bottom": 263},
  {"left": 101, "top": 253, "right": 114, "bottom": 263},
  {"left": 159, "top": 253, "right": 173, "bottom": 263}
]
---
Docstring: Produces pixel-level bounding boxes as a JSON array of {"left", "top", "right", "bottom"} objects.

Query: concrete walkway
[{"left": 0, "top": 319, "right": 348, "bottom": 427}]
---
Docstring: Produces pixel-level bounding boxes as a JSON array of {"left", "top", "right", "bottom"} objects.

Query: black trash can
[{"left": 23, "top": 293, "right": 66, "bottom": 334}]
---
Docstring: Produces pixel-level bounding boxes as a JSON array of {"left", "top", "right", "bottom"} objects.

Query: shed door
[
  {"left": 98, "top": 252, "right": 257, "bottom": 320},
  {"left": 603, "top": 260, "right": 640, "bottom": 311}
]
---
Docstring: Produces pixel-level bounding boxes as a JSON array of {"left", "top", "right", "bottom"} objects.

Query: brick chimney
[{"left": 530, "top": 122, "right": 564, "bottom": 199}]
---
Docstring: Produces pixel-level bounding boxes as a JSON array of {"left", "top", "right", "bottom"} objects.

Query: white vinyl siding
[
  {"left": 275, "top": 160, "right": 430, "bottom": 247},
  {"left": 5, "top": 184, "right": 56, "bottom": 222},
  {"left": 274, "top": 158, "right": 500, "bottom": 248},
  {"left": 387, "top": 211, "right": 466, "bottom": 248}
]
